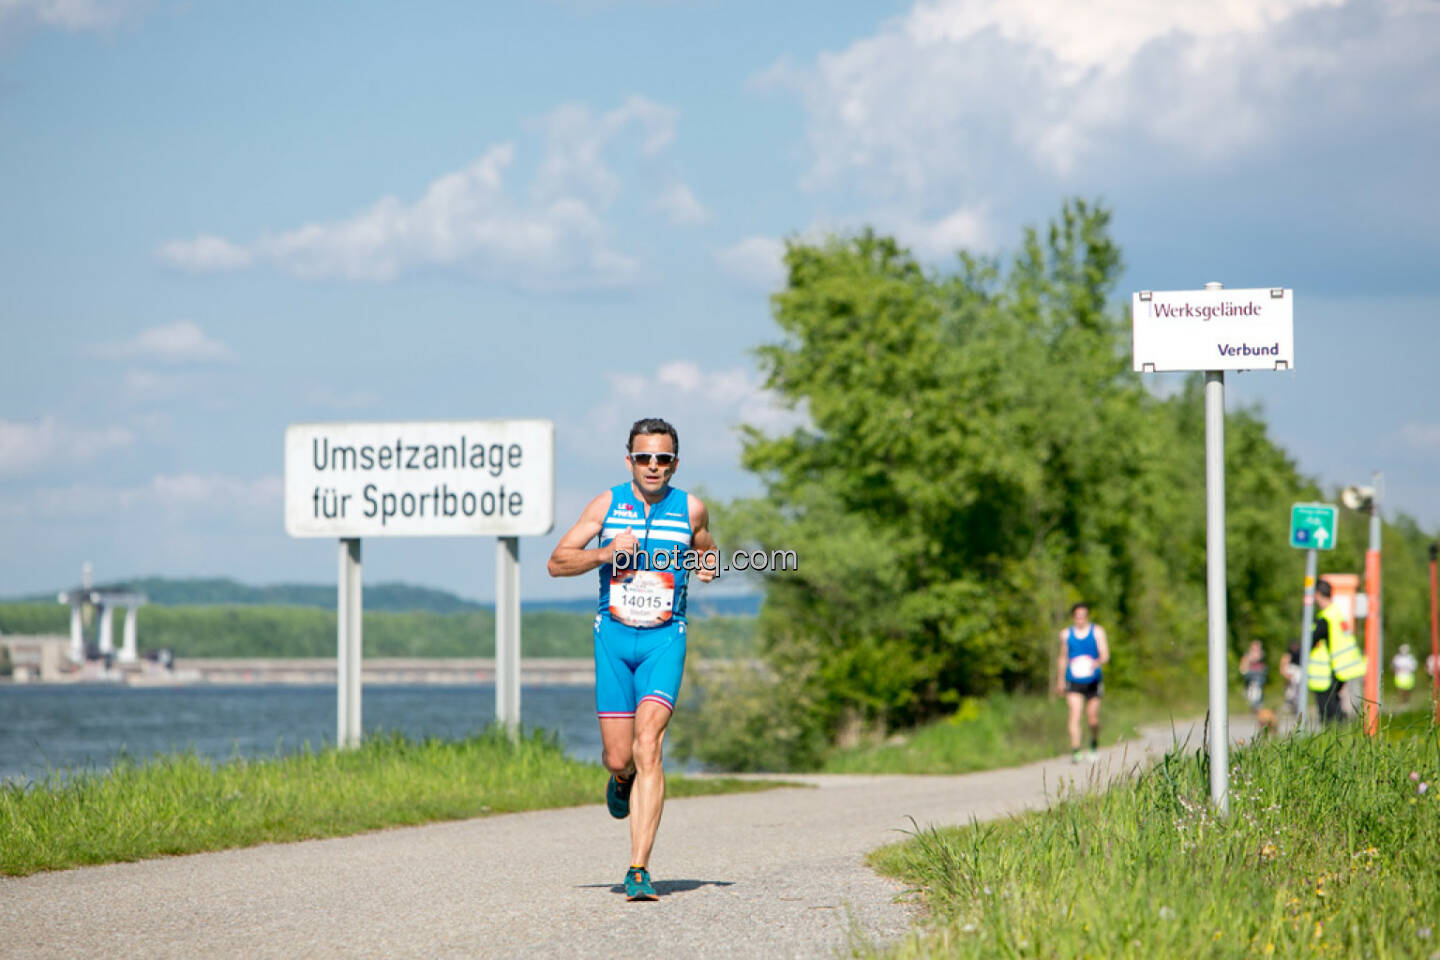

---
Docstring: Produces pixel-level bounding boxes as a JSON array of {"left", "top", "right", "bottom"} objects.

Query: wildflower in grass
[
  {"left": 1421, "top": 782, "right": 1430, "bottom": 795},
  {"left": 1412, "top": 771, "right": 1421, "bottom": 781}
]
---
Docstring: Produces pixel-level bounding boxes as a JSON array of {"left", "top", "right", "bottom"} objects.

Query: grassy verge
[
  {"left": 823, "top": 690, "right": 1223, "bottom": 775},
  {"left": 0, "top": 729, "right": 791, "bottom": 877},
  {"left": 869, "top": 716, "right": 1440, "bottom": 958}
]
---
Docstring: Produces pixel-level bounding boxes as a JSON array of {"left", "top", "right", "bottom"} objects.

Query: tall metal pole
[
  {"left": 1373, "top": 471, "right": 1384, "bottom": 711},
  {"left": 1203, "top": 282, "right": 1229, "bottom": 816},
  {"left": 496, "top": 536, "right": 521, "bottom": 740},
  {"left": 1362, "top": 473, "right": 1382, "bottom": 735},
  {"left": 337, "top": 538, "right": 363, "bottom": 748},
  {"left": 1297, "top": 549, "right": 1318, "bottom": 730},
  {"left": 1429, "top": 543, "right": 1438, "bottom": 724}
]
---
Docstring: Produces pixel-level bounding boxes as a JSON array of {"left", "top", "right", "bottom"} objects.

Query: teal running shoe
[
  {"left": 606, "top": 773, "right": 633, "bottom": 819},
  {"left": 624, "top": 866, "right": 658, "bottom": 901}
]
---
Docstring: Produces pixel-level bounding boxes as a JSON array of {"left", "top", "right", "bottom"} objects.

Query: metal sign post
[
  {"left": 285, "top": 419, "right": 555, "bottom": 749},
  {"left": 496, "top": 536, "right": 521, "bottom": 740},
  {"left": 1289, "top": 502, "right": 1338, "bottom": 731},
  {"left": 338, "top": 538, "right": 362, "bottom": 748},
  {"left": 1296, "top": 549, "right": 1317, "bottom": 730},
  {"left": 1203, "top": 356, "right": 1229, "bottom": 816},
  {"left": 1133, "top": 282, "right": 1295, "bottom": 816}
]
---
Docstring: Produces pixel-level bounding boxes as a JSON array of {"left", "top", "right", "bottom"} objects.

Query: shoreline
[{"left": 1, "top": 656, "right": 757, "bottom": 688}]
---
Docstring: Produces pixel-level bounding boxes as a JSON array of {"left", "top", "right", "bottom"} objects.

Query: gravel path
[{"left": 0, "top": 715, "right": 1253, "bottom": 959}]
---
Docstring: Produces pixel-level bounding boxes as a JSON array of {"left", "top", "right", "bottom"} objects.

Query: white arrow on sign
[{"left": 1313, "top": 527, "right": 1329, "bottom": 547}]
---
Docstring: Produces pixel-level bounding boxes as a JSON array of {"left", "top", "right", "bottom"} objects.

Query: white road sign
[
  {"left": 284, "top": 420, "right": 554, "bottom": 538},
  {"left": 1132, "top": 287, "right": 1294, "bottom": 373}
]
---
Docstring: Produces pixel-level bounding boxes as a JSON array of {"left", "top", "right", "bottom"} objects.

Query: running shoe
[
  {"left": 606, "top": 773, "right": 633, "bottom": 819},
  {"left": 1087, "top": 749, "right": 1100, "bottom": 763},
  {"left": 624, "top": 866, "right": 658, "bottom": 901},
  {"left": 1071, "top": 749, "right": 1081, "bottom": 764}
]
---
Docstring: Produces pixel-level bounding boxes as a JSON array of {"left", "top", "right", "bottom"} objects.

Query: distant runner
[
  {"left": 1239, "top": 640, "right": 1268, "bottom": 713},
  {"left": 1056, "top": 602, "right": 1110, "bottom": 763},
  {"left": 1392, "top": 644, "right": 1418, "bottom": 706},
  {"left": 546, "top": 418, "right": 718, "bottom": 902}
]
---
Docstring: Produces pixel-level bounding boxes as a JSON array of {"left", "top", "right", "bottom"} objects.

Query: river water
[{"left": 0, "top": 684, "right": 606, "bottom": 784}]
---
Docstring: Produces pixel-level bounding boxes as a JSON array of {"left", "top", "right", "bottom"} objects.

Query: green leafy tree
[{"left": 692, "top": 199, "right": 1437, "bottom": 769}]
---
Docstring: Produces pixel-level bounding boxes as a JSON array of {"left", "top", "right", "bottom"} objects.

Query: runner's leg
[
  {"left": 1066, "top": 691, "right": 1084, "bottom": 750},
  {"left": 627, "top": 621, "right": 685, "bottom": 869},
  {"left": 599, "top": 717, "right": 636, "bottom": 779},
  {"left": 1085, "top": 692, "right": 1101, "bottom": 748},
  {"left": 594, "top": 617, "right": 638, "bottom": 780},
  {"left": 628, "top": 699, "right": 672, "bottom": 868}
]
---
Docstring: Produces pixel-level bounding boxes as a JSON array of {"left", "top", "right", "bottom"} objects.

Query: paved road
[{"left": 0, "top": 716, "right": 1253, "bottom": 959}]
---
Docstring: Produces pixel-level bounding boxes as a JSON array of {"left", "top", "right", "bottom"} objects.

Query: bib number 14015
[{"left": 609, "top": 571, "right": 675, "bottom": 627}]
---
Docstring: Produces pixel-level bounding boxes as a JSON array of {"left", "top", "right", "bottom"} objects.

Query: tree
[{"left": 696, "top": 199, "right": 1436, "bottom": 765}]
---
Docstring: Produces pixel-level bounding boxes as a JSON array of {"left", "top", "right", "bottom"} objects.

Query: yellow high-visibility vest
[
  {"left": 1308, "top": 637, "right": 1333, "bottom": 691},
  {"left": 1320, "top": 605, "right": 1367, "bottom": 682}
]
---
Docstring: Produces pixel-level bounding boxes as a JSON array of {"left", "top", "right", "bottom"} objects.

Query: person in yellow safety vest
[{"left": 1307, "top": 579, "right": 1368, "bottom": 725}]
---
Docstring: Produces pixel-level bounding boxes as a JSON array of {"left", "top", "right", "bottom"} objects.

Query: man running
[
  {"left": 547, "top": 418, "right": 718, "bottom": 902},
  {"left": 1056, "top": 602, "right": 1110, "bottom": 763}
]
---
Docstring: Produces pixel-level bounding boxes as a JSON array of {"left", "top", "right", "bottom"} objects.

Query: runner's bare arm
[
  {"left": 688, "top": 493, "right": 719, "bottom": 583},
  {"left": 1095, "top": 626, "right": 1110, "bottom": 665},
  {"left": 547, "top": 492, "right": 631, "bottom": 577}
]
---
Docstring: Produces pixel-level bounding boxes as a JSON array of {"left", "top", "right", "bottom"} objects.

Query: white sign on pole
[
  {"left": 1132, "top": 288, "right": 1294, "bottom": 373},
  {"left": 284, "top": 420, "right": 555, "bottom": 538}
]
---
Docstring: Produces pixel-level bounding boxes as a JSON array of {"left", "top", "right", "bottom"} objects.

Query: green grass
[
  {"left": 0, "top": 729, "right": 790, "bottom": 876},
  {"left": 869, "top": 717, "right": 1440, "bottom": 958},
  {"left": 823, "top": 691, "right": 1219, "bottom": 775}
]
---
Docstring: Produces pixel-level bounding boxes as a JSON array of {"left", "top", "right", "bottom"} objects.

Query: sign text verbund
[
  {"left": 1132, "top": 288, "right": 1294, "bottom": 373},
  {"left": 284, "top": 420, "right": 555, "bottom": 538}
]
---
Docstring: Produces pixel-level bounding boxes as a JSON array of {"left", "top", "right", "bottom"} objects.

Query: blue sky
[{"left": 2, "top": 0, "right": 1437, "bottom": 603}]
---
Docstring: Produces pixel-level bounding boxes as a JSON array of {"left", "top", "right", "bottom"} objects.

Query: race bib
[
  {"left": 609, "top": 570, "right": 675, "bottom": 627},
  {"left": 1069, "top": 655, "right": 1097, "bottom": 680}
]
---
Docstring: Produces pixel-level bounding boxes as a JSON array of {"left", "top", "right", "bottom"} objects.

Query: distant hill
[
  {"left": 7, "top": 576, "right": 761, "bottom": 618},
  {"left": 13, "top": 577, "right": 483, "bottom": 613}
]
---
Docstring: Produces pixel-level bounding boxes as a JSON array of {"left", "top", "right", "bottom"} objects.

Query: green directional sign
[{"left": 1290, "top": 502, "right": 1338, "bottom": 551}]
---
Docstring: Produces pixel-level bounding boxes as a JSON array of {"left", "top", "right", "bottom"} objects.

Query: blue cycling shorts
[{"left": 593, "top": 614, "right": 687, "bottom": 718}]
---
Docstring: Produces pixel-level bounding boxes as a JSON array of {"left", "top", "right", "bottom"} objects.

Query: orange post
[
  {"left": 1429, "top": 544, "right": 1438, "bottom": 725},
  {"left": 1364, "top": 549, "right": 1381, "bottom": 736}
]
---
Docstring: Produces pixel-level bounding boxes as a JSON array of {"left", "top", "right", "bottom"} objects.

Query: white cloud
[
  {"left": 715, "top": 235, "right": 786, "bottom": 291},
  {"left": 0, "top": 0, "right": 138, "bottom": 32},
  {"left": 157, "top": 98, "right": 692, "bottom": 291},
  {"left": 157, "top": 235, "right": 252, "bottom": 273},
  {"left": 576, "top": 361, "right": 809, "bottom": 467},
  {"left": 8, "top": 473, "right": 281, "bottom": 520},
  {"left": 655, "top": 182, "right": 709, "bottom": 225},
  {"left": 96, "top": 321, "right": 230, "bottom": 363},
  {"left": 884, "top": 206, "right": 989, "bottom": 259},
  {"left": 774, "top": 0, "right": 1437, "bottom": 201},
  {"left": 0, "top": 417, "right": 134, "bottom": 478},
  {"left": 532, "top": 96, "right": 677, "bottom": 205}
]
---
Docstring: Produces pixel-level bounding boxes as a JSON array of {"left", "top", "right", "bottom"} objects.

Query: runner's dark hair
[
  {"left": 628, "top": 418, "right": 679, "bottom": 456},
  {"left": 1070, "top": 601, "right": 1090, "bottom": 614}
]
